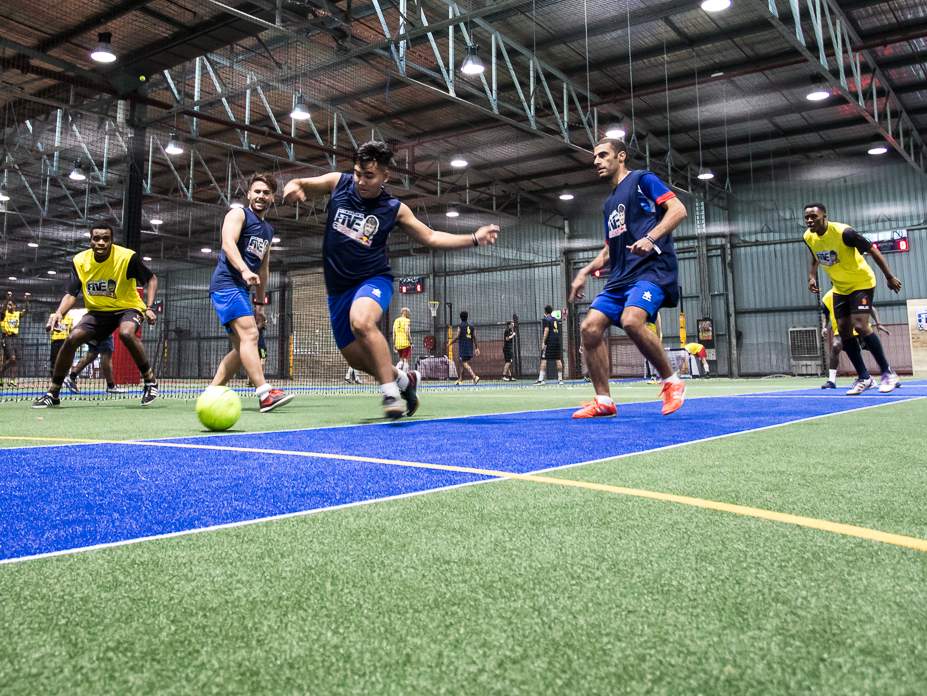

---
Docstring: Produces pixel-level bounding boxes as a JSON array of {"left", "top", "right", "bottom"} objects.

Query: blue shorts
[
  {"left": 328, "top": 275, "right": 394, "bottom": 350},
  {"left": 591, "top": 280, "right": 665, "bottom": 325},
  {"left": 87, "top": 334, "right": 114, "bottom": 354},
  {"left": 211, "top": 287, "right": 253, "bottom": 334}
]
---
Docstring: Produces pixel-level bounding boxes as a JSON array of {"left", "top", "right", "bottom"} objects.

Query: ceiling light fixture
[
  {"left": 90, "top": 31, "right": 117, "bottom": 63},
  {"left": 47, "top": 270, "right": 57, "bottom": 275},
  {"left": 229, "top": 201, "right": 244, "bottom": 209},
  {"left": 697, "top": 169, "right": 715, "bottom": 180},
  {"left": 27, "top": 242, "right": 39, "bottom": 248},
  {"left": 68, "top": 159, "right": 86, "bottom": 181},
  {"left": 200, "top": 247, "right": 212, "bottom": 254},
  {"left": 142, "top": 256, "right": 152, "bottom": 261},
  {"left": 867, "top": 142, "right": 888, "bottom": 156},
  {"left": 450, "top": 155, "right": 469, "bottom": 169},
  {"left": 272, "top": 236, "right": 281, "bottom": 244},
  {"left": 7, "top": 276, "right": 16, "bottom": 281},
  {"left": 150, "top": 216, "right": 163, "bottom": 226},
  {"left": 559, "top": 192, "right": 575, "bottom": 201},
  {"left": 445, "top": 207, "right": 460, "bottom": 218},
  {"left": 460, "top": 45, "right": 485, "bottom": 76},
  {"left": 701, "top": 0, "right": 732, "bottom": 12},
  {"left": 165, "top": 131, "right": 184, "bottom": 156},
  {"left": 604, "top": 124, "right": 626, "bottom": 140},
  {"left": 806, "top": 75, "right": 830, "bottom": 101},
  {"left": 290, "top": 93, "right": 311, "bottom": 121}
]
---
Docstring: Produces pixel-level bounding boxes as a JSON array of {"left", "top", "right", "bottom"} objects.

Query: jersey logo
[
  {"left": 333, "top": 208, "right": 380, "bottom": 247},
  {"left": 86, "top": 279, "right": 117, "bottom": 297},
  {"left": 816, "top": 250, "right": 838, "bottom": 266},
  {"left": 642, "top": 290, "right": 653, "bottom": 302},
  {"left": 607, "top": 204, "right": 627, "bottom": 239},
  {"left": 246, "top": 236, "right": 269, "bottom": 260},
  {"left": 372, "top": 288, "right": 382, "bottom": 298}
]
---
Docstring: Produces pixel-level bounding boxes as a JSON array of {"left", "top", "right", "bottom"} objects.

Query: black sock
[
  {"left": 106, "top": 382, "right": 115, "bottom": 389},
  {"left": 69, "top": 371, "right": 78, "bottom": 380},
  {"left": 861, "top": 333, "right": 891, "bottom": 374},
  {"left": 51, "top": 375, "right": 65, "bottom": 387},
  {"left": 842, "top": 337, "right": 870, "bottom": 380}
]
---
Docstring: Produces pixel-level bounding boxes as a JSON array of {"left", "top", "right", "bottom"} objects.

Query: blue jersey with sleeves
[
  {"left": 323, "top": 173, "right": 401, "bottom": 295},
  {"left": 209, "top": 207, "right": 274, "bottom": 292},
  {"left": 602, "top": 170, "right": 679, "bottom": 305}
]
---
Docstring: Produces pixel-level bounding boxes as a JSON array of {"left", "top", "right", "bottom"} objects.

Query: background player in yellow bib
[
  {"left": 48, "top": 310, "right": 73, "bottom": 375},
  {"left": 392, "top": 307, "right": 412, "bottom": 372},
  {"left": 1, "top": 291, "right": 29, "bottom": 387},
  {"left": 803, "top": 202, "right": 901, "bottom": 395},
  {"left": 33, "top": 224, "right": 160, "bottom": 408},
  {"left": 684, "top": 341, "right": 710, "bottom": 377}
]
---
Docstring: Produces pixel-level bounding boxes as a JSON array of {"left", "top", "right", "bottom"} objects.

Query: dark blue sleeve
[{"left": 638, "top": 172, "right": 675, "bottom": 207}]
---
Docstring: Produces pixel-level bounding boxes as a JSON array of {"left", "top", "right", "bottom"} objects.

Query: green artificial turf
[{"left": 1, "top": 380, "right": 925, "bottom": 694}]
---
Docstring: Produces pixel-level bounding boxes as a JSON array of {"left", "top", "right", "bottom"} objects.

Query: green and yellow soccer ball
[{"left": 196, "top": 386, "right": 241, "bottom": 431}]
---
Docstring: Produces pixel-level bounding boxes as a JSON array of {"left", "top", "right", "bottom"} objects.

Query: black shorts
[
  {"left": 503, "top": 350, "right": 514, "bottom": 363},
  {"left": 2, "top": 335, "right": 22, "bottom": 360},
  {"left": 75, "top": 309, "right": 143, "bottom": 343},
  {"left": 542, "top": 344, "right": 562, "bottom": 361},
  {"left": 832, "top": 288, "right": 874, "bottom": 319}
]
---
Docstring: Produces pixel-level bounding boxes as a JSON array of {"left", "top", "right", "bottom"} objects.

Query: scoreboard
[{"left": 864, "top": 228, "right": 909, "bottom": 253}]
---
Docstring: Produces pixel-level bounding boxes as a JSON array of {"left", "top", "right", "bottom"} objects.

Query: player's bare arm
[
  {"left": 806, "top": 247, "right": 820, "bottom": 293},
  {"left": 142, "top": 272, "right": 159, "bottom": 325},
  {"left": 867, "top": 245, "right": 902, "bottom": 293},
  {"left": 281, "top": 172, "right": 341, "bottom": 204},
  {"left": 46, "top": 294, "right": 78, "bottom": 332},
  {"left": 397, "top": 204, "right": 499, "bottom": 249},
  {"left": 569, "top": 244, "right": 610, "bottom": 302},
  {"left": 627, "top": 197, "right": 688, "bottom": 256}
]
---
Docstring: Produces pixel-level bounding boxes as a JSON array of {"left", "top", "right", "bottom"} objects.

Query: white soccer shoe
[
  {"left": 845, "top": 377, "right": 874, "bottom": 395},
  {"left": 878, "top": 372, "right": 899, "bottom": 393}
]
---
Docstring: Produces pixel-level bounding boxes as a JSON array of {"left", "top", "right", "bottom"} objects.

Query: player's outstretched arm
[
  {"left": 569, "top": 244, "right": 610, "bottom": 302},
  {"left": 397, "top": 204, "right": 499, "bottom": 249},
  {"left": 282, "top": 172, "right": 341, "bottom": 204},
  {"left": 867, "top": 246, "right": 902, "bottom": 293}
]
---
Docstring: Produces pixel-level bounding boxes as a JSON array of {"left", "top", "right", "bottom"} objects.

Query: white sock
[
  {"left": 396, "top": 370, "right": 410, "bottom": 390},
  {"left": 828, "top": 369, "right": 837, "bottom": 382},
  {"left": 595, "top": 394, "right": 613, "bottom": 405},
  {"left": 255, "top": 383, "right": 271, "bottom": 397},
  {"left": 663, "top": 372, "right": 681, "bottom": 384},
  {"left": 382, "top": 381, "right": 400, "bottom": 399},
  {"left": 557, "top": 371, "right": 563, "bottom": 381},
  {"left": 538, "top": 370, "right": 546, "bottom": 381}
]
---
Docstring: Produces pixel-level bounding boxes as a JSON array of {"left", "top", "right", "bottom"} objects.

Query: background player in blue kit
[
  {"left": 569, "top": 138, "right": 688, "bottom": 419},
  {"left": 208, "top": 173, "right": 293, "bottom": 413},
  {"left": 449, "top": 310, "right": 480, "bottom": 385},
  {"left": 283, "top": 141, "right": 499, "bottom": 419}
]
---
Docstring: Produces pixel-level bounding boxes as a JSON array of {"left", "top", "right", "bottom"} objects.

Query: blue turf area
[{"left": 1, "top": 382, "right": 924, "bottom": 562}]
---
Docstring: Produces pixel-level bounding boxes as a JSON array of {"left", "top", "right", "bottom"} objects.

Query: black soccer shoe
[
  {"left": 32, "top": 393, "right": 61, "bottom": 409},
  {"left": 141, "top": 381, "right": 159, "bottom": 406},
  {"left": 400, "top": 370, "right": 421, "bottom": 417}
]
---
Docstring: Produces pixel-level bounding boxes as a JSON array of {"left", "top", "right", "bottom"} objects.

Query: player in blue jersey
[
  {"left": 208, "top": 173, "right": 293, "bottom": 413},
  {"left": 449, "top": 310, "right": 480, "bottom": 385},
  {"left": 283, "top": 141, "right": 499, "bottom": 419},
  {"left": 569, "top": 138, "right": 688, "bottom": 419}
]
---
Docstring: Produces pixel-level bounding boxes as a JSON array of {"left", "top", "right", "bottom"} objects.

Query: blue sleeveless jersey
[
  {"left": 458, "top": 321, "right": 474, "bottom": 354},
  {"left": 209, "top": 207, "right": 274, "bottom": 292},
  {"left": 323, "top": 173, "right": 401, "bottom": 295},
  {"left": 602, "top": 170, "right": 679, "bottom": 305}
]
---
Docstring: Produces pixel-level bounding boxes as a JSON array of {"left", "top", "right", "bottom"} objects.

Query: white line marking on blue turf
[{"left": 1, "top": 394, "right": 922, "bottom": 566}]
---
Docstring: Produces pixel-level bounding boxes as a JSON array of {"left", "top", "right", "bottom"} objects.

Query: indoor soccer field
[
  {"left": 3, "top": 0, "right": 927, "bottom": 693},
  {"left": 3, "top": 379, "right": 927, "bottom": 693}
]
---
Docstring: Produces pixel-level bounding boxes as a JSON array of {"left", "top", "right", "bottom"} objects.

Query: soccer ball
[{"left": 196, "top": 385, "right": 241, "bottom": 431}]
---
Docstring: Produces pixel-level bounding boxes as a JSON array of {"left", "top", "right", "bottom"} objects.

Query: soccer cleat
[
  {"left": 400, "top": 370, "right": 421, "bottom": 417},
  {"left": 845, "top": 377, "right": 874, "bottom": 395},
  {"left": 32, "top": 392, "right": 61, "bottom": 409},
  {"left": 558, "top": 379, "right": 564, "bottom": 385},
  {"left": 141, "top": 381, "right": 159, "bottom": 406},
  {"left": 534, "top": 379, "right": 545, "bottom": 385},
  {"left": 259, "top": 389, "right": 294, "bottom": 413},
  {"left": 106, "top": 385, "right": 128, "bottom": 394},
  {"left": 344, "top": 376, "right": 353, "bottom": 383},
  {"left": 63, "top": 374, "right": 80, "bottom": 394},
  {"left": 572, "top": 400, "right": 617, "bottom": 419},
  {"left": 660, "top": 380, "right": 686, "bottom": 415},
  {"left": 878, "top": 372, "right": 899, "bottom": 394},
  {"left": 820, "top": 380, "right": 836, "bottom": 389},
  {"left": 6, "top": 380, "right": 17, "bottom": 388},
  {"left": 382, "top": 394, "right": 406, "bottom": 420},
  {"left": 474, "top": 376, "right": 480, "bottom": 385}
]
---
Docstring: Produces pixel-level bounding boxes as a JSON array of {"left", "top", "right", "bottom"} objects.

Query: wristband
[
  {"left": 471, "top": 232, "right": 479, "bottom": 247},
  {"left": 645, "top": 234, "right": 656, "bottom": 244}
]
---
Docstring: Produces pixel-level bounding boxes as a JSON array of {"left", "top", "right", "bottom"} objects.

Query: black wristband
[{"left": 471, "top": 232, "right": 479, "bottom": 247}]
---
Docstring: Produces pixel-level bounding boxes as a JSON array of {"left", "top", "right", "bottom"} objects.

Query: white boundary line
[{"left": 1, "top": 394, "right": 922, "bottom": 566}]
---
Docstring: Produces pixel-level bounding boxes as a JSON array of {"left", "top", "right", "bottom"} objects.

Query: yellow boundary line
[{"left": 119, "top": 440, "right": 927, "bottom": 554}]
